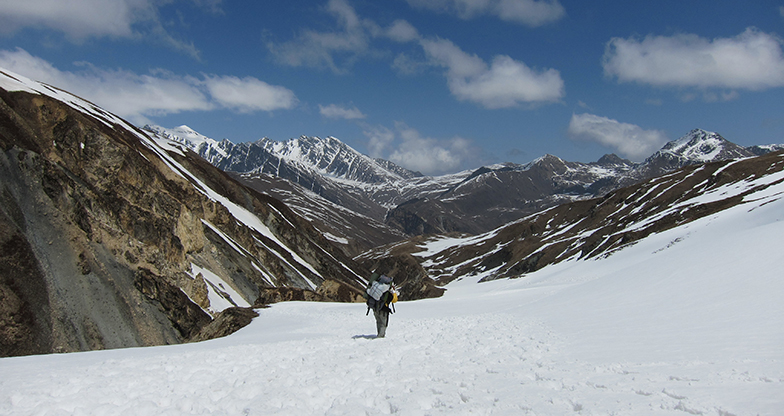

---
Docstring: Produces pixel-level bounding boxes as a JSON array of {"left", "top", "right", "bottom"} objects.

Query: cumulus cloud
[
  {"left": 363, "top": 124, "right": 396, "bottom": 158},
  {"left": 266, "top": 0, "right": 376, "bottom": 73},
  {"left": 0, "top": 48, "right": 296, "bottom": 125},
  {"left": 267, "top": 0, "right": 564, "bottom": 109},
  {"left": 603, "top": 28, "right": 784, "bottom": 92},
  {"left": 202, "top": 75, "right": 297, "bottom": 113},
  {"left": 567, "top": 113, "right": 668, "bottom": 161},
  {"left": 0, "top": 0, "right": 152, "bottom": 39},
  {"left": 392, "top": 53, "right": 427, "bottom": 75},
  {"left": 0, "top": 0, "right": 209, "bottom": 58},
  {"left": 405, "top": 0, "right": 565, "bottom": 26},
  {"left": 363, "top": 122, "right": 477, "bottom": 175},
  {"left": 319, "top": 104, "right": 366, "bottom": 120},
  {"left": 385, "top": 19, "right": 420, "bottom": 43},
  {"left": 390, "top": 125, "right": 474, "bottom": 175},
  {"left": 421, "top": 37, "right": 564, "bottom": 108}
]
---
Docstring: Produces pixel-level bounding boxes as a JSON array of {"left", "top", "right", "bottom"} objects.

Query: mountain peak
[
  {"left": 651, "top": 128, "right": 750, "bottom": 164},
  {"left": 594, "top": 153, "right": 632, "bottom": 167},
  {"left": 176, "top": 124, "right": 197, "bottom": 133},
  {"left": 145, "top": 124, "right": 209, "bottom": 144},
  {"left": 530, "top": 154, "right": 565, "bottom": 165},
  {"left": 527, "top": 154, "right": 570, "bottom": 172}
]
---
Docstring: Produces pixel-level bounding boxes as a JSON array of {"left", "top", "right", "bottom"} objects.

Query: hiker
[{"left": 365, "top": 273, "right": 397, "bottom": 338}]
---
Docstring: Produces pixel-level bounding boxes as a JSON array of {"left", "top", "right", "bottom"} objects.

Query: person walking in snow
[{"left": 365, "top": 273, "right": 396, "bottom": 338}]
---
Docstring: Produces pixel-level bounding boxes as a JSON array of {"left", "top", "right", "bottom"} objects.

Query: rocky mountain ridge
[
  {"left": 356, "top": 148, "right": 784, "bottom": 286},
  {"left": 0, "top": 69, "right": 384, "bottom": 357},
  {"left": 147, "top": 125, "right": 783, "bottom": 254},
  {"left": 145, "top": 124, "right": 471, "bottom": 253},
  {"left": 2, "top": 65, "right": 782, "bottom": 359}
]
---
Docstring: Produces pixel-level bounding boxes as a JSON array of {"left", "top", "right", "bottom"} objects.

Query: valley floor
[{"left": 1, "top": 186, "right": 783, "bottom": 415}]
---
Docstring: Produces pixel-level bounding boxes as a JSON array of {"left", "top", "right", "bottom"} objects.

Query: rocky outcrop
[
  {"left": 0, "top": 72, "right": 369, "bottom": 357},
  {"left": 255, "top": 278, "right": 364, "bottom": 305},
  {"left": 355, "top": 236, "right": 446, "bottom": 301},
  {"left": 159, "top": 123, "right": 783, "bottom": 245},
  {"left": 188, "top": 307, "right": 259, "bottom": 343},
  {"left": 366, "top": 150, "right": 784, "bottom": 285}
]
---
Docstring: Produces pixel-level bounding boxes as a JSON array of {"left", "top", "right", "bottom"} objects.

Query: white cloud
[
  {"left": 363, "top": 122, "right": 476, "bottom": 175},
  {"left": 266, "top": 0, "right": 374, "bottom": 73},
  {"left": 567, "top": 113, "right": 668, "bottom": 161},
  {"left": 603, "top": 28, "right": 784, "bottom": 92},
  {"left": 319, "top": 104, "right": 366, "bottom": 120},
  {"left": 267, "top": 0, "right": 564, "bottom": 110},
  {"left": 385, "top": 20, "right": 420, "bottom": 43},
  {"left": 267, "top": 0, "right": 565, "bottom": 109},
  {"left": 392, "top": 53, "right": 426, "bottom": 75},
  {"left": 0, "top": 48, "right": 296, "bottom": 125},
  {"left": 494, "top": 0, "right": 565, "bottom": 26},
  {"left": 449, "top": 55, "right": 564, "bottom": 108},
  {"left": 421, "top": 37, "right": 564, "bottom": 108},
  {"left": 391, "top": 124, "right": 473, "bottom": 175},
  {"left": 202, "top": 75, "right": 297, "bottom": 113},
  {"left": 420, "top": 37, "right": 486, "bottom": 79},
  {"left": 0, "top": 0, "right": 207, "bottom": 58},
  {"left": 0, "top": 0, "right": 151, "bottom": 40},
  {"left": 363, "top": 124, "right": 396, "bottom": 158},
  {"left": 405, "top": 0, "right": 565, "bottom": 27}
]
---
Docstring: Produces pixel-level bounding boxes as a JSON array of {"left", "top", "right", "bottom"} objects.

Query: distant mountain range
[
  {"left": 356, "top": 148, "right": 784, "bottom": 286},
  {"left": 2, "top": 64, "right": 784, "bottom": 359},
  {"left": 144, "top": 125, "right": 783, "bottom": 255},
  {"left": 0, "top": 69, "right": 381, "bottom": 357}
]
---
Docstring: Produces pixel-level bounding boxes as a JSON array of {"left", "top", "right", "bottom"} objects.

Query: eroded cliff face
[{"left": 0, "top": 82, "right": 366, "bottom": 357}]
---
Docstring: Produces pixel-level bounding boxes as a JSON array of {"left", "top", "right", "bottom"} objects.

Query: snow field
[
  {"left": 1, "top": 152, "right": 783, "bottom": 415},
  {"left": 1, "top": 274, "right": 781, "bottom": 416}
]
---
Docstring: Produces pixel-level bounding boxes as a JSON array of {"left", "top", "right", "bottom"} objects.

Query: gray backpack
[{"left": 365, "top": 275, "right": 393, "bottom": 313}]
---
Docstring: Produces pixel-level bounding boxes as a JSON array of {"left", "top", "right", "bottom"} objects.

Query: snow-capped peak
[
  {"left": 0, "top": 67, "right": 136, "bottom": 133},
  {"left": 257, "top": 134, "right": 397, "bottom": 181},
  {"left": 143, "top": 124, "right": 231, "bottom": 160},
  {"left": 145, "top": 124, "right": 211, "bottom": 147},
  {"left": 650, "top": 128, "right": 749, "bottom": 164}
]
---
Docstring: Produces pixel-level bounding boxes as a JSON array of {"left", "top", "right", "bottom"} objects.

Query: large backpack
[
  {"left": 366, "top": 275, "right": 394, "bottom": 314},
  {"left": 367, "top": 276, "right": 391, "bottom": 301}
]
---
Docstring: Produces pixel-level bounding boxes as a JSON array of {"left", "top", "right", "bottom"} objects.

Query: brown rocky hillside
[{"left": 0, "top": 74, "right": 371, "bottom": 357}]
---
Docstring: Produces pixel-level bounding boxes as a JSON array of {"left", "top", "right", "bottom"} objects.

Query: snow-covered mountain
[
  {"left": 357, "top": 146, "right": 784, "bottom": 286},
  {"left": 145, "top": 124, "right": 422, "bottom": 188},
  {"left": 2, "top": 67, "right": 782, "bottom": 414},
  {"left": 2, "top": 141, "right": 782, "bottom": 415},
  {"left": 636, "top": 128, "right": 764, "bottom": 177},
  {"left": 385, "top": 128, "right": 783, "bottom": 236},
  {"left": 0, "top": 68, "right": 379, "bottom": 357},
  {"left": 146, "top": 125, "right": 782, "bottom": 252},
  {"left": 145, "top": 124, "right": 472, "bottom": 253},
  {"left": 652, "top": 128, "right": 753, "bottom": 163}
]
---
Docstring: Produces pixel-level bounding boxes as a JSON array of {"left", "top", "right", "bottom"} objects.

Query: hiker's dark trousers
[{"left": 374, "top": 308, "right": 389, "bottom": 338}]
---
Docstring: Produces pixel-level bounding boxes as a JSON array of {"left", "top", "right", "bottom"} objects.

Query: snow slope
[
  {"left": 1, "top": 172, "right": 782, "bottom": 415},
  {"left": 1, "top": 66, "right": 782, "bottom": 415}
]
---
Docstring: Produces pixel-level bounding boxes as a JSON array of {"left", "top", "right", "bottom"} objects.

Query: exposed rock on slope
[
  {"left": 385, "top": 129, "right": 779, "bottom": 237},
  {"left": 358, "top": 150, "right": 784, "bottom": 285},
  {"left": 229, "top": 171, "right": 407, "bottom": 257},
  {"left": 0, "top": 69, "right": 367, "bottom": 357},
  {"left": 144, "top": 125, "right": 470, "bottom": 252},
  {"left": 151, "top": 125, "right": 781, "bottom": 247}
]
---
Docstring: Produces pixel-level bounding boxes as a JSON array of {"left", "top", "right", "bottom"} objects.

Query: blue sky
[{"left": 1, "top": 1, "right": 783, "bottom": 175}]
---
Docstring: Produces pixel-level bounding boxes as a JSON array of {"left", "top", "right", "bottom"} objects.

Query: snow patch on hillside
[
  {"left": 188, "top": 263, "right": 251, "bottom": 314},
  {"left": 3, "top": 180, "right": 780, "bottom": 414}
]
